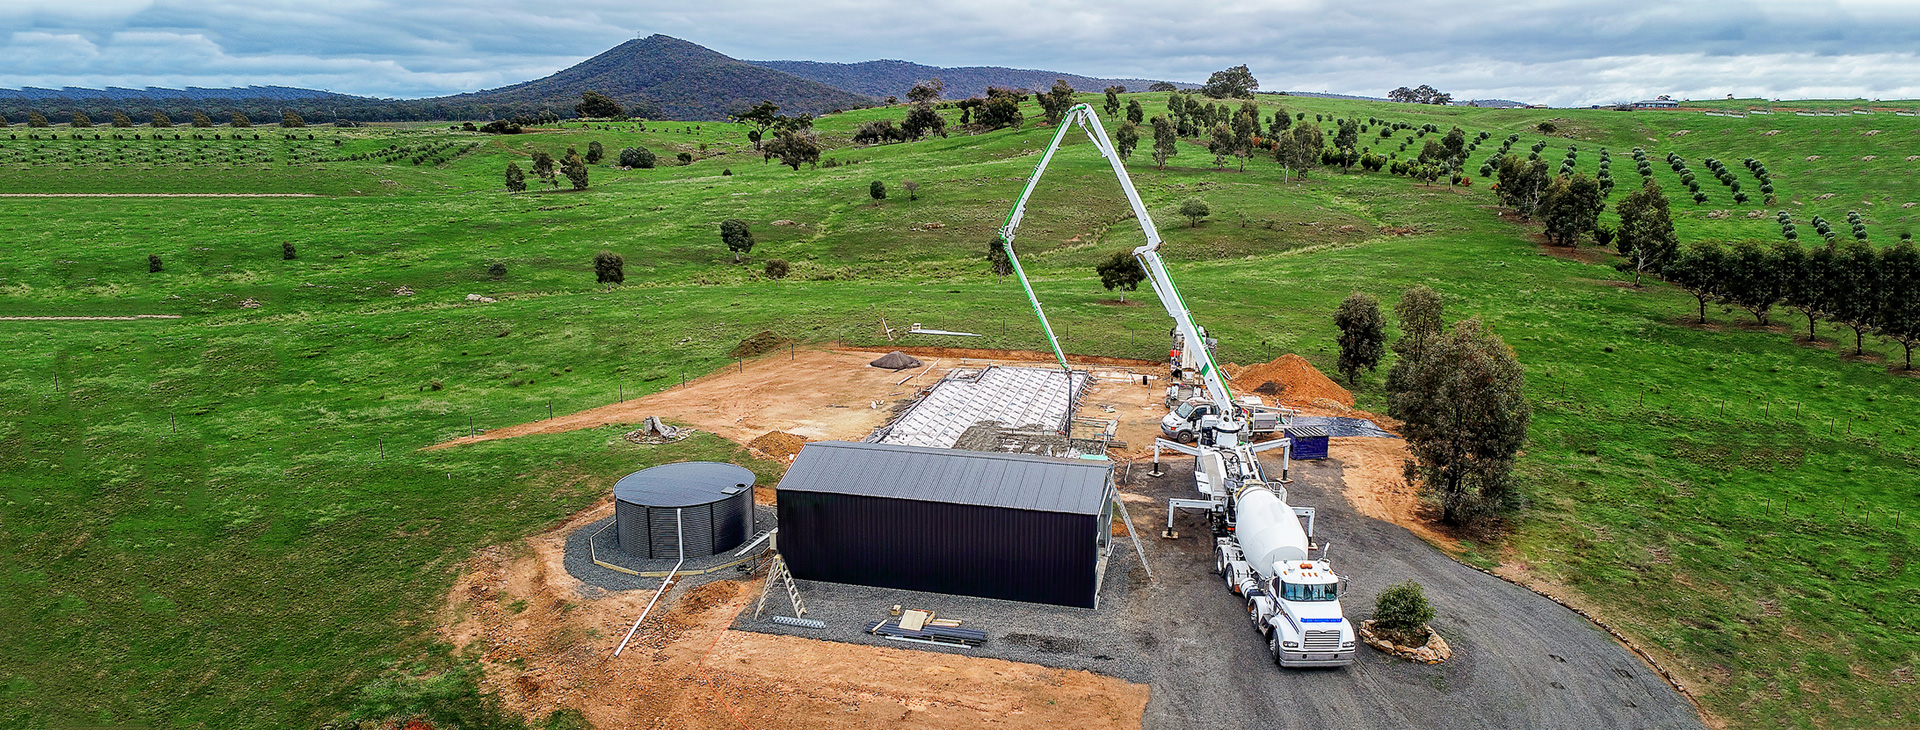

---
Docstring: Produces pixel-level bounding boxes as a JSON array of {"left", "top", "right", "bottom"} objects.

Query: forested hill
[
  {"left": 0, "top": 36, "right": 874, "bottom": 123},
  {"left": 748, "top": 58, "right": 1183, "bottom": 99},
  {"left": 434, "top": 35, "right": 874, "bottom": 120},
  {"left": 0, "top": 86, "right": 351, "bottom": 102}
]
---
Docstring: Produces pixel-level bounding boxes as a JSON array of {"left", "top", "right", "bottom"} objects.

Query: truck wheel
[
  {"left": 1247, "top": 599, "right": 1270, "bottom": 638},
  {"left": 1177, "top": 430, "right": 1196, "bottom": 444},
  {"left": 1270, "top": 632, "right": 1285, "bottom": 667},
  {"left": 1213, "top": 546, "right": 1225, "bottom": 576}
]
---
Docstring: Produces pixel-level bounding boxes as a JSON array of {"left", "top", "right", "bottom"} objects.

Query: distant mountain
[
  {"left": 747, "top": 59, "right": 1186, "bottom": 100},
  {"left": 435, "top": 35, "right": 873, "bottom": 120}
]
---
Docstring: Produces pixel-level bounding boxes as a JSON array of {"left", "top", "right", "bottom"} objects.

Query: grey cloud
[{"left": 2, "top": 0, "right": 1918, "bottom": 104}]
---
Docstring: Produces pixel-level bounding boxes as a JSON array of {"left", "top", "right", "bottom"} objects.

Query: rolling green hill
[{"left": 1, "top": 93, "right": 1918, "bottom": 730}]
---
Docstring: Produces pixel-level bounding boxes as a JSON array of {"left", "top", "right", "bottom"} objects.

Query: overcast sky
[{"left": 5, "top": 0, "right": 1920, "bottom": 106}]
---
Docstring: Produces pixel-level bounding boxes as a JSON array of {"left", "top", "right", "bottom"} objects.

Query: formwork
[{"left": 869, "top": 366, "right": 1091, "bottom": 452}]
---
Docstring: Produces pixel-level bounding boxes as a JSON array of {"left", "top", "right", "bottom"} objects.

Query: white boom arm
[{"left": 996, "top": 103, "right": 1237, "bottom": 416}]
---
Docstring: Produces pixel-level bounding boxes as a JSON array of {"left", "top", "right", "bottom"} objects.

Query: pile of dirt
[
  {"left": 868, "top": 350, "right": 923, "bottom": 370},
  {"left": 728, "top": 330, "right": 792, "bottom": 359},
  {"left": 747, "top": 430, "right": 808, "bottom": 462},
  {"left": 1229, "top": 353, "right": 1354, "bottom": 408}
]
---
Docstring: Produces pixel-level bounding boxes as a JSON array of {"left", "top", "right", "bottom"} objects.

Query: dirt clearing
[
  {"left": 440, "top": 509, "right": 1149, "bottom": 730},
  {"left": 430, "top": 349, "right": 916, "bottom": 450},
  {"left": 431, "top": 347, "right": 1164, "bottom": 453}
]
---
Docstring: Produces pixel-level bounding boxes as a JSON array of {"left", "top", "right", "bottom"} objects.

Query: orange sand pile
[
  {"left": 747, "top": 430, "right": 808, "bottom": 462},
  {"left": 1229, "top": 354, "right": 1355, "bottom": 408}
]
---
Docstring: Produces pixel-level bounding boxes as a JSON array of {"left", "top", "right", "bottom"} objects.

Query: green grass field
[{"left": 2, "top": 93, "right": 1917, "bottom": 729}]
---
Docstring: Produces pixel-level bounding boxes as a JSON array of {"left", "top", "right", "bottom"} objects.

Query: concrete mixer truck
[{"left": 989, "top": 103, "right": 1355, "bottom": 669}]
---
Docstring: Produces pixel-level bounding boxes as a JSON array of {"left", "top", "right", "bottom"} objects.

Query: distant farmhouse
[{"left": 1633, "top": 95, "right": 1680, "bottom": 109}]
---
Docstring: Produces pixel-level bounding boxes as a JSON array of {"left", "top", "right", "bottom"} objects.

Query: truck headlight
[
  {"left": 1342, "top": 641, "right": 1355, "bottom": 647},
  {"left": 1282, "top": 641, "right": 1299, "bottom": 648}
]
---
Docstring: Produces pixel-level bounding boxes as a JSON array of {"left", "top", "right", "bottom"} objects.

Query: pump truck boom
[{"left": 994, "top": 103, "right": 1355, "bottom": 668}]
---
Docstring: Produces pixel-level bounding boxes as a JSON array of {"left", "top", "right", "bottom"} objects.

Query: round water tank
[{"left": 613, "top": 462, "right": 756, "bottom": 560}]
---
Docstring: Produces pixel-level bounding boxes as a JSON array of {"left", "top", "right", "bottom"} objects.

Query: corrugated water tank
[{"left": 613, "top": 462, "right": 755, "bottom": 559}]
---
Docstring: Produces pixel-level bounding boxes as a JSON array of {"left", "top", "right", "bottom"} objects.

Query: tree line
[{"left": 1520, "top": 178, "right": 1920, "bottom": 371}]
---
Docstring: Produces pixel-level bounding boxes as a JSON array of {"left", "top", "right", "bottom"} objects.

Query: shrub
[
  {"left": 618, "top": 146, "right": 655, "bottom": 168},
  {"left": 675, "top": 151, "right": 693, "bottom": 165},
  {"left": 282, "top": 241, "right": 297, "bottom": 260},
  {"left": 870, "top": 180, "right": 887, "bottom": 201},
  {"left": 148, "top": 254, "right": 163, "bottom": 273},
  {"left": 592, "top": 250, "right": 624, "bottom": 286},
  {"left": 1372, "top": 580, "right": 1435, "bottom": 644},
  {"left": 488, "top": 262, "right": 507, "bottom": 279},
  {"left": 763, "top": 259, "right": 790, "bottom": 279}
]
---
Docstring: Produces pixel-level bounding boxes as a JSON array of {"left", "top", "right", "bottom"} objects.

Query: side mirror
[{"left": 1339, "top": 575, "right": 1351, "bottom": 597}]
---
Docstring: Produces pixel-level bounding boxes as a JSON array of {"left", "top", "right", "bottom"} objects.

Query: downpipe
[{"left": 613, "top": 508, "right": 685, "bottom": 657}]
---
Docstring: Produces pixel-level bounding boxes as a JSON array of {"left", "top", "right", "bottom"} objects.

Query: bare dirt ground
[
  {"left": 441, "top": 506, "right": 1149, "bottom": 730},
  {"left": 431, "top": 347, "right": 1165, "bottom": 453},
  {"left": 430, "top": 349, "right": 919, "bottom": 450}
]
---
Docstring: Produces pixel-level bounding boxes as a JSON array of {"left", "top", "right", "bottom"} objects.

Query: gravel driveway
[{"left": 1127, "top": 453, "right": 1704, "bottom": 730}]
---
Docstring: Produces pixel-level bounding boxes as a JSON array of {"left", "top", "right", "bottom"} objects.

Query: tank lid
[{"left": 614, "top": 461, "right": 756, "bottom": 507}]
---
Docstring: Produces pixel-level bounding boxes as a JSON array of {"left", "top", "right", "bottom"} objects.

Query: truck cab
[{"left": 1260, "top": 561, "right": 1356, "bottom": 667}]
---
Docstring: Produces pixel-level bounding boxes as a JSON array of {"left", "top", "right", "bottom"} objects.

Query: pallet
[{"left": 865, "top": 619, "right": 987, "bottom": 647}]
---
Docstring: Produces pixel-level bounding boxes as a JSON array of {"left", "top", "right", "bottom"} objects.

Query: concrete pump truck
[{"left": 992, "top": 103, "right": 1356, "bottom": 668}]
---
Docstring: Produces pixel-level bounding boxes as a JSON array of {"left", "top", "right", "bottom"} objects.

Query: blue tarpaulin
[{"left": 1287, "top": 416, "right": 1399, "bottom": 439}]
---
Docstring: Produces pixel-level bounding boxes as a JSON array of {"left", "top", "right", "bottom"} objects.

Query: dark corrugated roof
[
  {"left": 614, "top": 461, "right": 755, "bottom": 508},
  {"left": 777, "top": 441, "right": 1111, "bottom": 515}
]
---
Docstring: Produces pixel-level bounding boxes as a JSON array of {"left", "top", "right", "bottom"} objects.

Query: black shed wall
[{"left": 778, "top": 491, "right": 1099, "bottom": 608}]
